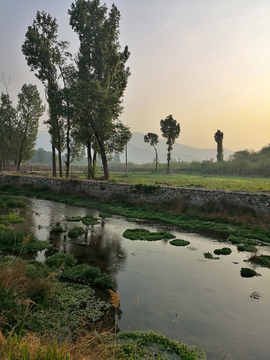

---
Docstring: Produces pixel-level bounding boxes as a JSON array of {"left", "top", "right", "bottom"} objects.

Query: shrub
[
  {"left": 50, "top": 225, "right": 64, "bottom": 233},
  {"left": 0, "top": 196, "right": 26, "bottom": 208}
]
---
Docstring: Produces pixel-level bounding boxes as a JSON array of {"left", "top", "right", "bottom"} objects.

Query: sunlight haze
[{"left": 0, "top": 0, "right": 269, "bottom": 152}]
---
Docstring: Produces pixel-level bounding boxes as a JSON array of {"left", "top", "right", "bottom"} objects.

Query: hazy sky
[{"left": 0, "top": 0, "right": 269, "bottom": 151}]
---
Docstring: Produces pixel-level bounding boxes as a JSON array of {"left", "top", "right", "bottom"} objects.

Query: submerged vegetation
[
  {"left": 204, "top": 252, "right": 219, "bottom": 260},
  {"left": 214, "top": 248, "right": 232, "bottom": 255},
  {"left": 240, "top": 267, "right": 258, "bottom": 278}
]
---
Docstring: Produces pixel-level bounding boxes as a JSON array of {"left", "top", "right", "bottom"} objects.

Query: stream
[{"left": 3, "top": 197, "right": 270, "bottom": 360}]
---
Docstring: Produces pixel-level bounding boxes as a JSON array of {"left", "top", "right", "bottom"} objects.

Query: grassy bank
[{"left": 0, "top": 182, "right": 269, "bottom": 243}]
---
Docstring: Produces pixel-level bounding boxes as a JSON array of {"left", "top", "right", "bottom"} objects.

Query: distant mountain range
[{"left": 36, "top": 130, "right": 234, "bottom": 164}]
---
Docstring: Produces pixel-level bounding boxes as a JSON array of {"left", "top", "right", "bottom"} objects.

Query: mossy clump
[
  {"left": 99, "top": 213, "right": 112, "bottom": 218},
  {"left": 68, "top": 227, "right": 85, "bottom": 238},
  {"left": 237, "top": 244, "right": 258, "bottom": 252},
  {"left": 62, "top": 263, "right": 116, "bottom": 289},
  {"left": 214, "top": 247, "right": 232, "bottom": 255},
  {"left": 240, "top": 267, "right": 258, "bottom": 278},
  {"left": 204, "top": 252, "right": 220, "bottom": 260},
  {"left": 123, "top": 228, "right": 175, "bottom": 241},
  {"left": 81, "top": 214, "right": 100, "bottom": 226},
  {"left": 169, "top": 239, "right": 190, "bottom": 247},
  {"left": 45, "top": 253, "right": 77, "bottom": 270},
  {"left": 50, "top": 225, "right": 64, "bottom": 233},
  {"left": 0, "top": 196, "right": 26, "bottom": 208},
  {"left": 0, "top": 227, "right": 51, "bottom": 254},
  {"left": 66, "top": 216, "right": 82, "bottom": 222},
  {"left": 116, "top": 331, "right": 206, "bottom": 360},
  {"left": 249, "top": 254, "right": 270, "bottom": 269}
]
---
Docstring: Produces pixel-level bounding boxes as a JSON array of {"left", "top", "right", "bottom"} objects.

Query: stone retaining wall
[{"left": 0, "top": 174, "right": 269, "bottom": 213}]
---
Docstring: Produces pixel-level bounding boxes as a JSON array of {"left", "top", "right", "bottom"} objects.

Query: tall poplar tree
[
  {"left": 16, "top": 84, "right": 45, "bottom": 170},
  {"left": 22, "top": 11, "right": 65, "bottom": 177},
  {"left": 214, "top": 130, "right": 224, "bottom": 162},
  {"left": 69, "top": 0, "right": 131, "bottom": 180},
  {"left": 144, "top": 133, "right": 159, "bottom": 172},
  {"left": 160, "top": 115, "right": 180, "bottom": 174}
]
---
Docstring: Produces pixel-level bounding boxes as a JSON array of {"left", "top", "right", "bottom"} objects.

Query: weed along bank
[{"left": 0, "top": 174, "right": 269, "bottom": 214}]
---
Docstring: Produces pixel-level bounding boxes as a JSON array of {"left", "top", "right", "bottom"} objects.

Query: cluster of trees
[
  {"left": 21, "top": 0, "right": 131, "bottom": 180},
  {"left": 0, "top": 82, "right": 44, "bottom": 171},
  {"left": 144, "top": 114, "right": 180, "bottom": 174}
]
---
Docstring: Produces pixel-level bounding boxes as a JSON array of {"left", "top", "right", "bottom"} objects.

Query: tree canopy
[
  {"left": 214, "top": 130, "right": 224, "bottom": 162},
  {"left": 144, "top": 133, "right": 159, "bottom": 172}
]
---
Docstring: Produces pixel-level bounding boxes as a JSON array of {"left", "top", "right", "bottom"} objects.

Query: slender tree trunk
[
  {"left": 65, "top": 114, "right": 71, "bottom": 178},
  {"left": 155, "top": 148, "right": 158, "bottom": 172},
  {"left": 58, "top": 148, "right": 62, "bottom": 178},
  {"left": 87, "top": 142, "right": 92, "bottom": 180},
  {"left": 95, "top": 133, "right": 110, "bottom": 180},
  {"left": 52, "top": 146, "right": 57, "bottom": 177}
]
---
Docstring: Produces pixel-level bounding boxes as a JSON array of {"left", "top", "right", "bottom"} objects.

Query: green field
[{"left": 108, "top": 173, "right": 270, "bottom": 192}]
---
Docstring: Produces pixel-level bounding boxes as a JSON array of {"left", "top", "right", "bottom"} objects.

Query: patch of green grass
[
  {"left": 123, "top": 228, "right": 175, "bottom": 241},
  {"left": 237, "top": 244, "right": 258, "bottom": 252},
  {"left": 81, "top": 214, "right": 100, "bottom": 225},
  {"left": 169, "top": 239, "right": 190, "bottom": 246},
  {"left": 45, "top": 253, "right": 77, "bottom": 270},
  {"left": 68, "top": 227, "right": 85, "bottom": 238},
  {"left": 0, "top": 214, "right": 24, "bottom": 225},
  {"left": 214, "top": 247, "right": 232, "bottom": 255},
  {"left": 240, "top": 267, "right": 258, "bottom": 278},
  {"left": 117, "top": 331, "right": 207, "bottom": 360},
  {"left": 0, "top": 196, "right": 26, "bottom": 208},
  {"left": 61, "top": 263, "right": 116, "bottom": 289}
]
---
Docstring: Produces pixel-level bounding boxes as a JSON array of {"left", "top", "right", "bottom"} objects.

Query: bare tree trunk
[
  {"left": 87, "top": 142, "right": 92, "bottom": 180},
  {"left": 52, "top": 146, "right": 57, "bottom": 177}
]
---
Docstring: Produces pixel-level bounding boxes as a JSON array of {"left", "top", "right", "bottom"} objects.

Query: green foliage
[
  {"left": 117, "top": 331, "right": 207, "bottom": 360},
  {"left": 0, "top": 196, "right": 26, "bottom": 208},
  {"left": 61, "top": 263, "right": 116, "bottom": 289},
  {"left": 123, "top": 228, "right": 175, "bottom": 241},
  {"left": 45, "top": 253, "right": 77, "bottom": 270},
  {"left": 67, "top": 226, "right": 84, "bottom": 238},
  {"left": 144, "top": 133, "right": 159, "bottom": 172},
  {"left": 0, "top": 214, "right": 24, "bottom": 225},
  {"left": 240, "top": 268, "right": 257, "bottom": 278},
  {"left": 214, "top": 247, "right": 232, "bottom": 255},
  {"left": 169, "top": 239, "right": 190, "bottom": 246}
]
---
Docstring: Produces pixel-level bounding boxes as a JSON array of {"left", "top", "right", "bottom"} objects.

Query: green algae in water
[
  {"left": 169, "top": 239, "right": 190, "bottom": 247},
  {"left": 214, "top": 247, "right": 232, "bottom": 255},
  {"left": 123, "top": 228, "right": 175, "bottom": 241},
  {"left": 68, "top": 226, "right": 85, "bottom": 238},
  {"left": 249, "top": 254, "right": 270, "bottom": 269}
]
